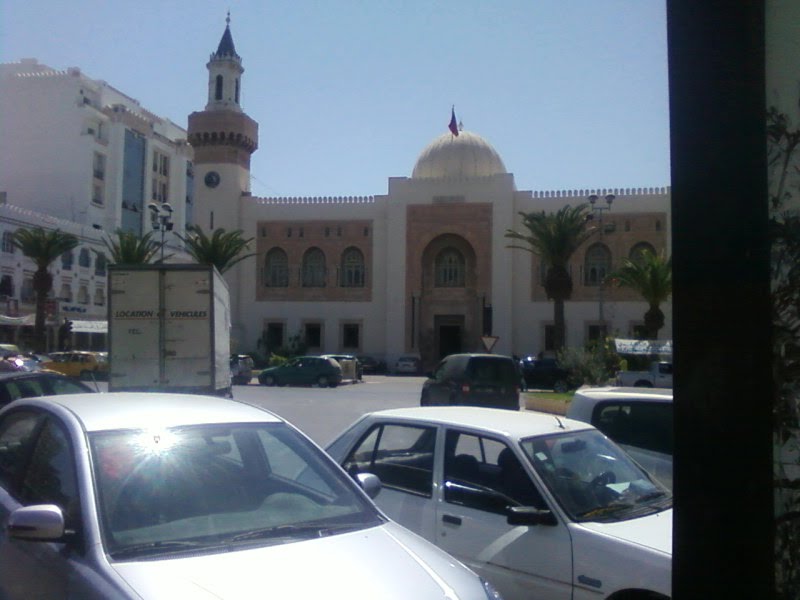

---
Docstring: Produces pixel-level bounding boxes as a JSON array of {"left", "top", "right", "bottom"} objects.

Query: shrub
[{"left": 557, "top": 341, "right": 620, "bottom": 388}]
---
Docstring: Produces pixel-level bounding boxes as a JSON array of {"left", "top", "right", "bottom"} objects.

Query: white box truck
[{"left": 108, "top": 264, "right": 232, "bottom": 396}]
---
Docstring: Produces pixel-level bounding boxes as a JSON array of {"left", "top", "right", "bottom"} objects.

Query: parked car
[
  {"left": 394, "top": 355, "right": 421, "bottom": 374},
  {"left": 0, "top": 370, "right": 95, "bottom": 408},
  {"left": 321, "top": 354, "right": 363, "bottom": 381},
  {"left": 0, "top": 393, "right": 501, "bottom": 599},
  {"left": 357, "top": 355, "right": 386, "bottom": 374},
  {"left": 519, "top": 356, "right": 570, "bottom": 392},
  {"left": 327, "top": 407, "right": 672, "bottom": 600},
  {"left": 615, "top": 360, "right": 673, "bottom": 388},
  {"left": 41, "top": 350, "right": 110, "bottom": 380},
  {"left": 567, "top": 386, "right": 674, "bottom": 489},
  {"left": 230, "top": 354, "right": 255, "bottom": 385},
  {"left": 258, "top": 355, "right": 343, "bottom": 387},
  {"left": 421, "top": 353, "right": 520, "bottom": 410}
]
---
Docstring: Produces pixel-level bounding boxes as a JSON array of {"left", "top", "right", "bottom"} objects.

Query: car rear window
[{"left": 466, "top": 357, "right": 518, "bottom": 384}]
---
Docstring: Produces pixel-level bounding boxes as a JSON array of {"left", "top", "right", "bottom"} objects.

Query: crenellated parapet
[
  {"left": 531, "top": 186, "right": 671, "bottom": 198},
  {"left": 188, "top": 109, "right": 258, "bottom": 166},
  {"left": 254, "top": 196, "right": 376, "bottom": 205}
]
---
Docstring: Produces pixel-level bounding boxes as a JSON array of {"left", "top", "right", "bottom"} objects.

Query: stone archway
[{"left": 417, "top": 234, "right": 480, "bottom": 366}]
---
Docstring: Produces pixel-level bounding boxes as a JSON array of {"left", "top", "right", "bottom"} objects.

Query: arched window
[
  {"left": 61, "top": 251, "right": 74, "bottom": 271},
  {"left": 264, "top": 248, "right": 289, "bottom": 287},
  {"left": 235, "top": 78, "right": 240, "bottom": 103},
  {"left": 340, "top": 247, "right": 365, "bottom": 287},
  {"left": 95, "top": 253, "right": 107, "bottom": 276},
  {"left": 59, "top": 282, "right": 73, "bottom": 302},
  {"left": 77, "top": 285, "right": 90, "bottom": 305},
  {"left": 629, "top": 242, "right": 657, "bottom": 265},
  {"left": 435, "top": 248, "right": 465, "bottom": 287},
  {"left": 302, "top": 248, "right": 326, "bottom": 287},
  {"left": 584, "top": 243, "right": 611, "bottom": 286},
  {"left": 94, "top": 287, "right": 105, "bottom": 306},
  {"left": 78, "top": 248, "right": 91, "bottom": 268},
  {"left": 2, "top": 232, "right": 15, "bottom": 254},
  {"left": 215, "top": 75, "right": 223, "bottom": 101}
]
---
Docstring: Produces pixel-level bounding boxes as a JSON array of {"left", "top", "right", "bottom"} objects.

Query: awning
[
  {"left": 614, "top": 338, "right": 672, "bottom": 355},
  {"left": 0, "top": 314, "right": 35, "bottom": 326},
  {"left": 70, "top": 320, "right": 108, "bottom": 334}
]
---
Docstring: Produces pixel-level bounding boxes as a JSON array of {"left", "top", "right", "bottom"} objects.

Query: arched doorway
[{"left": 418, "top": 234, "right": 482, "bottom": 366}]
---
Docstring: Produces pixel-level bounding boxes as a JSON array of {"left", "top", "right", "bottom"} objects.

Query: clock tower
[{"left": 188, "top": 13, "right": 258, "bottom": 234}]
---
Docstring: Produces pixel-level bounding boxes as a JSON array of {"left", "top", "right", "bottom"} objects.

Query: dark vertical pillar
[{"left": 667, "top": 2, "right": 774, "bottom": 597}]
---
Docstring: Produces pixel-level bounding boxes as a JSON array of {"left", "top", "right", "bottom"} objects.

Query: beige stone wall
[
  {"left": 255, "top": 219, "right": 373, "bottom": 302},
  {"left": 530, "top": 211, "right": 669, "bottom": 302},
  {"left": 405, "top": 203, "right": 492, "bottom": 353}
]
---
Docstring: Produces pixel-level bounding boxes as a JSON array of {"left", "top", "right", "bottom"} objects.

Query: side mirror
[
  {"left": 8, "top": 504, "right": 65, "bottom": 541},
  {"left": 355, "top": 472, "right": 382, "bottom": 500},
  {"left": 507, "top": 506, "right": 557, "bottom": 527}
]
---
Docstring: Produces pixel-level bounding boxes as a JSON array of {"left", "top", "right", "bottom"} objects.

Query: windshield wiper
[
  {"left": 109, "top": 540, "right": 202, "bottom": 559},
  {"left": 578, "top": 503, "right": 636, "bottom": 520},
  {"left": 636, "top": 490, "right": 671, "bottom": 504},
  {"left": 229, "top": 523, "right": 355, "bottom": 544}
]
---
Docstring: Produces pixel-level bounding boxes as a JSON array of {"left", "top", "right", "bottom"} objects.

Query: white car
[
  {"left": 394, "top": 355, "right": 421, "bottom": 374},
  {"left": 327, "top": 407, "right": 672, "bottom": 600},
  {"left": 567, "top": 386, "right": 674, "bottom": 490},
  {"left": 0, "top": 393, "right": 503, "bottom": 599}
]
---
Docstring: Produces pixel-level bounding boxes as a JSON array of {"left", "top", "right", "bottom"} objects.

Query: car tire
[
  {"left": 262, "top": 375, "right": 277, "bottom": 387},
  {"left": 328, "top": 381, "right": 338, "bottom": 388},
  {"left": 317, "top": 375, "right": 329, "bottom": 387},
  {"left": 553, "top": 380, "right": 568, "bottom": 393}
]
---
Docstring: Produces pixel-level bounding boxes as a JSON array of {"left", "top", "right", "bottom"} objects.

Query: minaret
[{"left": 188, "top": 13, "right": 258, "bottom": 234}]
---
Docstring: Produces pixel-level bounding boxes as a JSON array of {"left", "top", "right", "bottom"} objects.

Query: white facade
[
  {"left": 0, "top": 59, "right": 193, "bottom": 349},
  {"left": 186, "top": 22, "right": 672, "bottom": 369}
]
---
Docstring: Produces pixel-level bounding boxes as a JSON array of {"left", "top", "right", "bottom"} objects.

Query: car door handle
[{"left": 442, "top": 514, "right": 462, "bottom": 526}]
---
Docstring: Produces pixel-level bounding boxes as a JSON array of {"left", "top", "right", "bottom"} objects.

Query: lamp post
[
  {"left": 148, "top": 202, "right": 174, "bottom": 262},
  {"left": 588, "top": 193, "right": 615, "bottom": 333}
]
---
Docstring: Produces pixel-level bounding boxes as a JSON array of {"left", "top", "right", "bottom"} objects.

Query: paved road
[{"left": 233, "top": 375, "right": 425, "bottom": 446}]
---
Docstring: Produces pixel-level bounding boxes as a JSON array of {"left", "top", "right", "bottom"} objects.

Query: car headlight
[{"left": 480, "top": 577, "right": 504, "bottom": 599}]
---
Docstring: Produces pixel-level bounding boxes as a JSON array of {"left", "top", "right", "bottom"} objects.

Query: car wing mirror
[
  {"left": 8, "top": 504, "right": 66, "bottom": 542},
  {"left": 355, "top": 472, "right": 382, "bottom": 499},
  {"left": 507, "top": 505, "right": 557, "bottom": 527}
]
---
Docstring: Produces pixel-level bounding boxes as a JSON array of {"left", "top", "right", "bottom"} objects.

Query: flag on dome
[{"left": 449, "top": 107, "right": 459, "bottom": 137}]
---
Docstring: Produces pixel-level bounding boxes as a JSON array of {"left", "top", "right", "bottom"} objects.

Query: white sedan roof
[
  {"left": 360, "top": 406, "right": 594, "bottom": 440},
  {"left": 16, "top": 392, "right": 281, "bottom": 433}
]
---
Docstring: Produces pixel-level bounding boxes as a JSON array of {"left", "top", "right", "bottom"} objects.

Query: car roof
[
  {"left": 360, "top": 406, "right": 593, "bottom": 439},
  {"left": 572, "top": 386, "right": 673, "bottom": 402},
  {"left": 6, "top": 392, "right": 282, "bottom": 433},
  {"left": 0, "top": 370, "right": 74, "bottom": 381}
]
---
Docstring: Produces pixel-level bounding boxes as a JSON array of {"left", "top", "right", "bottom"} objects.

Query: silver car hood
[{"left": 109, "top": 522, "right": 479, "bottom": 599}]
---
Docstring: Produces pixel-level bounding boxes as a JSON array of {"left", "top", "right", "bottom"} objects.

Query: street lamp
[
  {"left": 148, "top": 202, "right": 174, "bottom": 262},
  {"left": 588, "top": 193, "right": 615, "bottom": 333}
]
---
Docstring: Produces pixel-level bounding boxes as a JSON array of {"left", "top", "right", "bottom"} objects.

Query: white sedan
[
  {"left": 327, "top": 407, "right": 672, "bottom": 600},
  {"left": 0, "top": 393, "right": 503, "bottom": 599}
]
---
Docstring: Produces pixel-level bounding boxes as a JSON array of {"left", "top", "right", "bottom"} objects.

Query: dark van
[{"left": 420, "top": 353, "right": 521, "bottom": 410}]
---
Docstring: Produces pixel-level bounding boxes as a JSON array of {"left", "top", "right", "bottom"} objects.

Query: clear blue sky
[{"left": 1, "top": 0, "right": 670, "bottom": 199}]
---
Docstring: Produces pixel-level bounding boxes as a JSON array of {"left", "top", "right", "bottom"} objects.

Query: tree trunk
[
  {"left": 32, "top": 268, "right": 52, "bottom": 353},
  {"left": 553, "top": 298, "right": 566, "bottom": 350},
  {"left": 644, "top": 304, "right": 665, "bottom": 339}
]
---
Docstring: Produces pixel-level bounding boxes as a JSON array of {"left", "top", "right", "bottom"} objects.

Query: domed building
[{"left": 190, "top": 21, "right": 672, "bottom": 369}]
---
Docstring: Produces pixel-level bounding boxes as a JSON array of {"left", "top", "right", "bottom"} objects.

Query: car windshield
[
  {"left": 520, "top": 429, "right": 671, "bottom": 522},
  {"left": 90, "top": 422, "right": 383, "bottom": 559}
]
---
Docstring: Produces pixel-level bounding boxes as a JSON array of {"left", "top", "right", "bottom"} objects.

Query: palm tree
[
  {"left": 11, "top": 227, "right": 79, "bottom": 352},
  {"left": 175, "top": 226, "right": 255, "bottom": 274},
  {"left": 99, "top": 229, "right": 163, "bottom": 265},
  {"left": 505, "top": 204, "right": 594, "bottom": 350},
  {"left": 609, "top": 250, "right": 672, "bottom": 339}
]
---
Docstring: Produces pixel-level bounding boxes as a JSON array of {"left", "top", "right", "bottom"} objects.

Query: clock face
[{"left": 204, "top": 171, "right": 221, "bottom": 188}]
